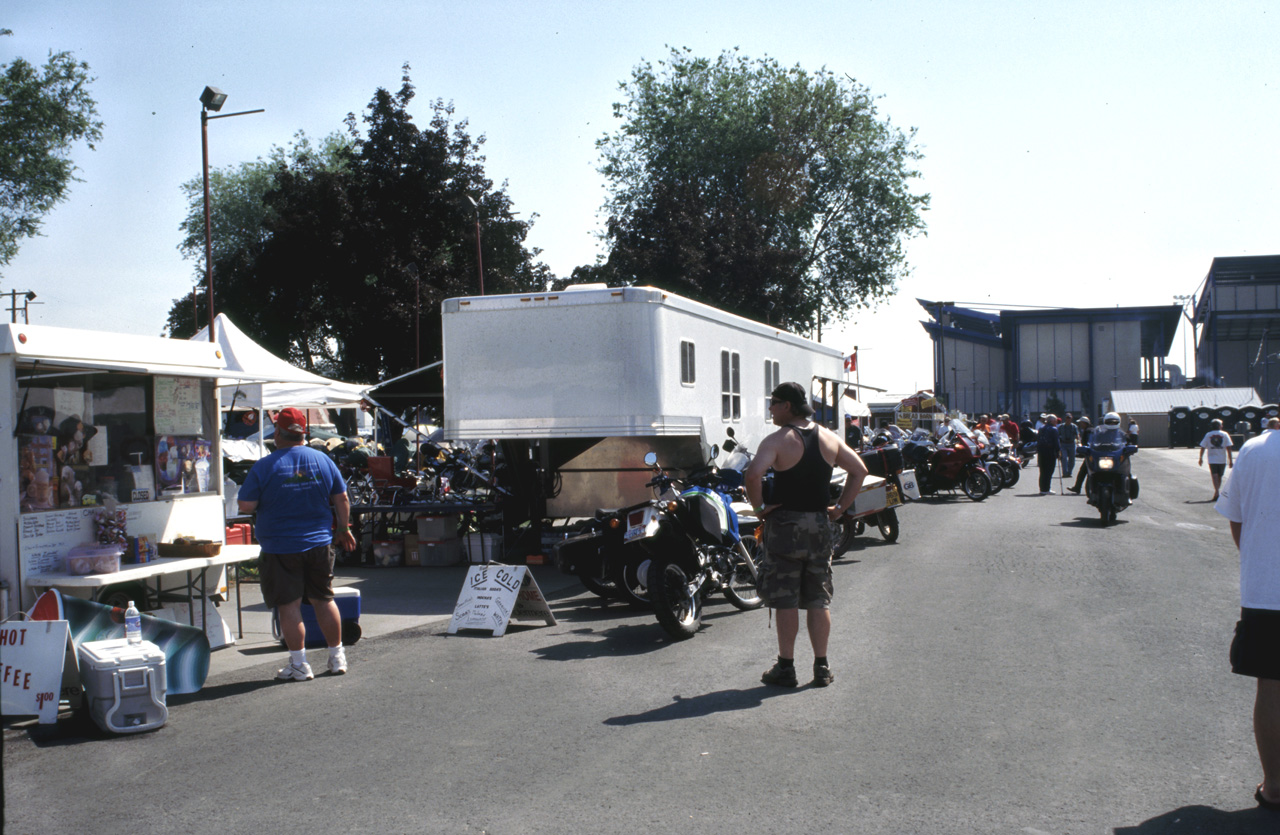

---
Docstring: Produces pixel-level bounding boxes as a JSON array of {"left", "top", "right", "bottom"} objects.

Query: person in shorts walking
[
  {"left": 1215, "top": 422, "right": 1280, "bottom": 810},
  {"left": 240, "top": 407, "right": 358, "bottom": 681},
  {"left": 745, "top": 382, "right": 868, "bottom": 688},
  {"left": 1198, "top": 418, "right": 1234, "bottom": 500}
]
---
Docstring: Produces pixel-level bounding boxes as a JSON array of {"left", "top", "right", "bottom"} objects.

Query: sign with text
[
  {"left": 0, "top": 620, "right": 71, "bottom": 724},
  {"left": 448, "top": 565, "right": 557, "bottom": 636}
]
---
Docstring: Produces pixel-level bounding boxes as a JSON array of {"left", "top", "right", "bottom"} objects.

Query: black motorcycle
[{"left": 1079, "top": 428, "right": 1139, "bottom": 526}]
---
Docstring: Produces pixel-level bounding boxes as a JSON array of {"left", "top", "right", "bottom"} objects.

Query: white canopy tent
[
  {"left": 192, "top": 314, "right": 374, "bottom": 461},
  {"left": 192, "top": 313, "right": 370, "bottom": 410}
]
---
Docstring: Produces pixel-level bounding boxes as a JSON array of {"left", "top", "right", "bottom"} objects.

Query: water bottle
[{"left": 124, "top": 601, "right": 142, "bottom": 645}]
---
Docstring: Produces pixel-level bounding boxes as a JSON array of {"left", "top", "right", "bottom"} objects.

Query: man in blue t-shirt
[{"left": 240, "top": 407, "right": 357, "bottom": 681}]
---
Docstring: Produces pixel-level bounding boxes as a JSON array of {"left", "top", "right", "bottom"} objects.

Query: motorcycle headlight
[{"left": 1097, "top": 457, "right": 1114, "bottom": 470}]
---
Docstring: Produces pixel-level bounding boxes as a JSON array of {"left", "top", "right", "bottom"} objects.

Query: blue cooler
[{"left": 273, "top": 587, "right": 361, "bottom": 648}]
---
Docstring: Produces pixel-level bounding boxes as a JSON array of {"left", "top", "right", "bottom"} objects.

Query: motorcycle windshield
[{"left": 1090, "top": 427, "right": 1127, "bottom": 450}]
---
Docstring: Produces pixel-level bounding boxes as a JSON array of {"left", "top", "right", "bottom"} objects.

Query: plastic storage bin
[
  {"left": 66, "top": 543, "right": 124, "bottom": 575},
  {"left": 76, "top": 638, "right": 168, "bottom": 734}
]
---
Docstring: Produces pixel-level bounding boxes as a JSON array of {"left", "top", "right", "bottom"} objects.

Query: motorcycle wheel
[
  {"left": 829, "top": 517, "right": 860, "bottom": 558},
  {"left": 723, "top": 540, "right": 764, "bottom": 611},
  {"left": 1001, "top": 462, "right": 1020, "bottom": 488},
  {"left": 877, "top": 507, "right": 900, "bottom": 543},
  {"left": 649, "top": 559, "right": 703, "bottom": 640},
  {"left": 1097, "top": 487, "right": 1113, "bottom": 527},
  {"left": 985, "top": 462, "right": 1005, "bottom": 494},
  {"left": 618, "top": 560, "right": 651, "bottom": 607},
  {"left": 962, "top": 469, "right": 992, "bottom": 501}
]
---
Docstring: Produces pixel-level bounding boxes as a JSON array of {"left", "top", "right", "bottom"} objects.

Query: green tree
[
  {"left": 592, "top": 47, "right": 928, "bottom": 332},
  {"left": 169, "top": 65, "right": 549, "bottom": 382},
  {"left": 0, "top": 30, "right": 104, "bottom": 267},
  {"left": 166, "top": 131, "right": 352, "bottom": 345}
]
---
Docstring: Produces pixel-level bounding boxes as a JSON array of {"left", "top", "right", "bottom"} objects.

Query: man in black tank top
[{"left": 745, "top": 382, "right": 868, "bottom": 688}]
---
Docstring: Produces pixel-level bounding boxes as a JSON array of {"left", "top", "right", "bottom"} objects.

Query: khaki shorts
[
  {"left": 260, "top": 544, "right": 336, "bottom": 608},
  {"left": 759, "top": 509, "right": 834, "bottom": 610}
]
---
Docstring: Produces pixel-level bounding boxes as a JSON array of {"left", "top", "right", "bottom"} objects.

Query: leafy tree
[
  {"left": 0, "top": 30, "right": 104, "bottom": 267},
  {"left": 169, "top": 65, "right": 549, "bottom": 382},
  {"left": 166, "top": 131, "right": 352, "bottom": 347},
  {"left": 591, "top": 47, "right": 928, "bottom": 332}
]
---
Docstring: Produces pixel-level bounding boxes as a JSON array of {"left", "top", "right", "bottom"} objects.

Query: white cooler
[{"left": 77, "top": 638, "right": 169, "bottom": 734}]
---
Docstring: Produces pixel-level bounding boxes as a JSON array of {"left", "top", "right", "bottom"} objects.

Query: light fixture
[{"left": 200, "top": 86, "right": 227, "bottom": 112}]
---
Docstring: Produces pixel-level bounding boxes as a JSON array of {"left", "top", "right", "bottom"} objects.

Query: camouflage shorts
[{"left": 759, "top": 509, "right": 834, "bottom": 610}]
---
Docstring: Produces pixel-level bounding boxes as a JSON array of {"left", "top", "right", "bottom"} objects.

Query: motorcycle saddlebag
[
  {"left": 859, "top": 447, "right": 903, "bottom": 478},
  {"left": 681, "top": 487, "right": 733, "bottom": 545},
  {"left": 553, "top": 531, "right": 603, "bottom": 575}
]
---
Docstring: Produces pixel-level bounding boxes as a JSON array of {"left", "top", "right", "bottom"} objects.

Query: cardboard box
[{"left": 403, "top": 533, "right": 421, "bottom": 565}]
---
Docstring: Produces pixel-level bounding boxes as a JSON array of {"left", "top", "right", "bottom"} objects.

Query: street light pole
[
  {"left": 466, "top": 195, "right": 485, "bottom": 295},
  {"left": 199, "top": 86, "right": 263, "bottom": 341}
]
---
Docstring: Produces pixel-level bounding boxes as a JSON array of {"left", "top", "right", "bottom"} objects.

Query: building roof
[{"left": 1110, "top": 387, "right": 1263, "bottom": 415}]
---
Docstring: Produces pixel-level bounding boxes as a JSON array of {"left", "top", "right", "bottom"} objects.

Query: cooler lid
[{"left": 76, "top": 638, "right": 165, "bottom": 668}]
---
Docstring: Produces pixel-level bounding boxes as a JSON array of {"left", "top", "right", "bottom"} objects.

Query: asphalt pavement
[{"left": 5, "top": 444, "right": 1279, "bottom": 835}]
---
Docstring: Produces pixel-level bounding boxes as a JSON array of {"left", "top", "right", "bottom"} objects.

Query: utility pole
[{"left": 6, "top": 289, "right": 38, "bottom": 323}]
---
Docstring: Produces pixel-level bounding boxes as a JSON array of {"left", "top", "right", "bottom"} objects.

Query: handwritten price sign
[
  {"left": 448, "top": 565, "right": 557, "bottom": 636},
  {"left": 1, "top": 620, "right": 71, "bottom": 724}
]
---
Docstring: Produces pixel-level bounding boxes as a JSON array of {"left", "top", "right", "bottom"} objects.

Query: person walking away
[
  {"left": 1127, "top": 418, "right": 1140, "bottom": 445},
  {"left": 1198, "top": 418, "right": 1235, "bottom": 500},
  {"left": 1067, "top": 417, "right": 1092, "bottom": 494},
  {"left": 1036, "top": 415, "right": 1061, "bottom": 494},
  {"left": 745, "top": 382, "right": 868, "bottom": 688},
  {"left": 1215, "top": 423, "right": 1280, "bottom": 811},
  {"left": 1058, "top": 414, "right": 1080, "bottom": 478},
  {"left": 239, "top": 407, "right": 358, "bottom": 681}
]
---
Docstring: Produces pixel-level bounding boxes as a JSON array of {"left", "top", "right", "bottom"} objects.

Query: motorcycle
[
  {"left": 1079, "top": 424, "right": 1139, "bottom": 526},
  {"left": 828, "top": 442, "right": 913, "bottom": 556},
  {"left": 979, "top": 429, "right": 1021, "bottom": 491},
  {"left": 901, "top": 419, "right": 993, "bottom": 501},
  {"left": 637, "top": 449, "right": 765, "bottom": 639},
  {"left": 552, "top": 445, "right": 764, "bottom": 638}
]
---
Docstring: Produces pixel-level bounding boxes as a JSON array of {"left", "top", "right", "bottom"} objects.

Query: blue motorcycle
[{"left": 1079, "top": 420, "right": 1139, "bottom": 526}]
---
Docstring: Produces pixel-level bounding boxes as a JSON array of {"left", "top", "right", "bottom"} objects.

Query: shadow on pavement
[
  {"left": 531, "top": 623, "right": 669, "bottom": 661},
  {"left": 1114, "top": 804, "right": 1278, "bottom": 834},
  {"left": 604, "top": 686, "right": 796, "bottom": 725}
]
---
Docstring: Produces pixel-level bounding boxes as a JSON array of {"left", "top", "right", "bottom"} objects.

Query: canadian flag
[{"left": 844, "top": 351, "right": 857, "bottom": 372}]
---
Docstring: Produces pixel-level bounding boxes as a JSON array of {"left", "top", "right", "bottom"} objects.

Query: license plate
[{"left": 624, "top": 507, "right": 660, "bottom": 542}]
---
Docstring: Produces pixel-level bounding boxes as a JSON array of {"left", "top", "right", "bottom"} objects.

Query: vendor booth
[{"left": 0, "top": 322, "right": 295, "bottom": 618}]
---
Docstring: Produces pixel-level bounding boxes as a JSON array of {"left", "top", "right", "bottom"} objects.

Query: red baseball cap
[{"left": 274, "top": 407, "right": 308, "bottom": 435}]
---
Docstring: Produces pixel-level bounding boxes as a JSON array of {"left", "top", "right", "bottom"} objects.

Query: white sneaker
[
  {"left": 327, "top": 650, "right": 348, "bottom": 675},
  {"left": 276, "top": 662, "right": 314, "bottom": 681}
]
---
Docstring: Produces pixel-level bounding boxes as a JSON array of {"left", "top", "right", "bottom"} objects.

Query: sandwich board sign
[
  {"left": 0, "top": 619, "right": 72, "bottom": 724},
  {"left": 448, "top": 565, "right": 556, "bottom": 636}
]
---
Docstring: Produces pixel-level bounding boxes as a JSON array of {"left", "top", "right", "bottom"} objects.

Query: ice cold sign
[{"left": 448, "top": 565, "right": 556, "bottom": 636}]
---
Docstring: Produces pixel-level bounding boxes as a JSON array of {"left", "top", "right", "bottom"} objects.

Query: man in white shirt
[
  {"left": 1198, "top": 419, "right": 1235, "bottom": 500},
  {"left": 1216, "top": 427, "right": 1280, "bottom": 811}
]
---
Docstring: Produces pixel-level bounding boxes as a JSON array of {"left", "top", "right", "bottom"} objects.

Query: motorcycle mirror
[
  {"left": 644, "top": 451, "right": 659, "bottom": 467},
  {"left": 725, "top": 428, "right": 736, "bottom": 438},
  {"left": 708, "top": 444, "right": 720, "bottom": 460}
]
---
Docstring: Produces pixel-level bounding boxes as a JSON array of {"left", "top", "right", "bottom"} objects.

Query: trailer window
[
  {"left": 721, "top": 350, "right": 740, "bottom": 421},
  {"left": 15, "top": 370, "right": 218, "bottom": 511},
  {"left": 680, "top": 341, "right": 696, "bottom": 385},
  {"left": 763, "top": 359, "right": 780, "bottom": 417}
]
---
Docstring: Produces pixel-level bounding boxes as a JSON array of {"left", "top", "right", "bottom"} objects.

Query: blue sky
[{"left": 4, "top": 0, "right": 1277, "bottom": 391}]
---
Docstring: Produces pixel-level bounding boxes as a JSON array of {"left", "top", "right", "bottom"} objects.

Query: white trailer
[{"left": 442, "top": 285, "right": 848, "bottom": 517}]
